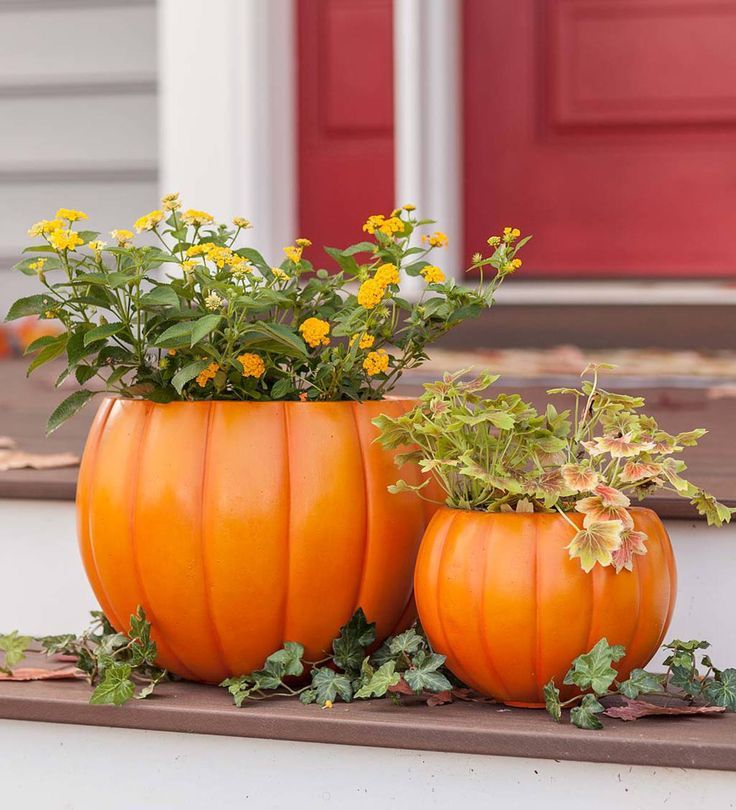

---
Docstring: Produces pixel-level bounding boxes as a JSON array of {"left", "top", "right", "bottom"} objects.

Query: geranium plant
[
  {"left": 374, "top": 365, "right": 734, "bottom": 572},
  {"left": 6, "top": 197, "right": 527, "bottom": 431}
]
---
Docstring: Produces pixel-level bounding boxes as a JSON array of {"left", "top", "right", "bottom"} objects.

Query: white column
[
  {"left": 158, "top": 0, "right": 296, "bottom": 259},
  {"left": 394, "top": 0, "right": 462, "bottom": 285}
]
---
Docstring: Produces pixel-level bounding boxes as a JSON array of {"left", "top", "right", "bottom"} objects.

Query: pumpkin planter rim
[
  {"left": 430, "top": 504, "right": 661, "bottom": 520},
  {"left": 95, "top": 394, "right": 418, "bottom": 407}
]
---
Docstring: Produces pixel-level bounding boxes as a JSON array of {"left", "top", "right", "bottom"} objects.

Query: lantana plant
[
  {"left": 6, "top": 196, "right": 528, "bottom": 431},
  {"left": 374, "top": 365, "right": 734, "bottom": 572}
]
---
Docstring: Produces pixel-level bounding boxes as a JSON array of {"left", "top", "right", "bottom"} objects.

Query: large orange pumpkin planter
[
  {"left": 77, "top": 397, "right": 431, "bottom": 683},
  {"left": 414, "top": 506, "right": 677, "bottom": 707}
]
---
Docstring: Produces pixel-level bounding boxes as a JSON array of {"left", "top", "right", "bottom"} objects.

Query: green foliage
[
  {"left": 37, "top": 607, "right": 166, "bottom": 705},
  {"left": 0, "top": 631, "right": 32, "bottom": 674},
  {"left": 10, "top": 200, "right": 522, "bottom": 431},
  {"left": 545, "top": 636, "right": 735, "bottom": 730},
  {"left": 375, "top": 365, "right": 734, "bottom": 572}
]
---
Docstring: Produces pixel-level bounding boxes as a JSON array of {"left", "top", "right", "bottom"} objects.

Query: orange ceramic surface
[
  {"left": 77, "top": 398, "right": 430, "bottom": 683},
  {"left": 414, "top": 507, "right": 677, "bottom": 707}
]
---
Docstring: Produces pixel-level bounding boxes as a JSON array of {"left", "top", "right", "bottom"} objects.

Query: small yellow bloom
[
  {"left": 48, "top": 229, "right": 85, "bottom": 251},
  {"left": 180, "top": 259, "right": 197, "bottom": 277},
  {"left": 502, "top": 258, "right": 522, "bottom": 273},
  {"left": 503, "top": 227, "right": 521, "bottom": 243},
  {"left": 182, "top": 209, "right": 215, "bottom": 226},
  {"left": 167, "top": 349, "right": 177, "bottom": 356},
  {"left": 350, "top": 333, "right": 375, "bottom": 350},
  {"left": 374, "top": 262, "right": 400, "bottom": 288},
  {"left": 196, "top": 362, "right": 219, "bottom": 387},
  {"left": 204, "top": 292, "right": 224, "bottom": 311},
  {"left": 283, "top": 245, "right": 303, "bottom": 264},
  {"left": 110, "top": 229, "right": 134, "bottom": 246},
  {"left": 357, "top": 278, "right": 385, "bottom": 310},
  {"left": 159, "top": 358, "right": 170, "bottom": 370},
  {"left": 186, "top": 242, "right": 215, "bottom": 258},
  {"left": 423, "top": 231, "right": 448, "bottom": 248},
  {"left": 487, "top": 235, "right": 501, "bottom": 247},
  {"left": 134, "top": 209, "right": 165, "bottom": 233},
  {"left": 299, "top": 317, "right": 330, "bottom": 348},
  {"left": 421, "top": 265, "right": 446, "bottom": 284},
  {"left": 43, "top": 310, "right": 57, "bottom": 320},
  {"left": 205, "top": 245, "right": 235, "bottom": 269},
  {"left": 28, "top": 259, "right": 47, "bottom": 272},
  {"left": 232, "top": 216, "right": 252, "bottom": 229},
  {"left": 55, "top": 208, "right": 88, "bottom": 222},
  {"left": 362, "top": 214, "right": 385, "bottom": 235},
  {"left": 402, "top": 203, "right": 416, "bottom": 211},
  {"left": 161, "top": 192, "right": 181, "bottom": 211},
  {"left": 87, "top": 240, "right": 107, "bottom": 254},
  {"left": 471, "top": 252, "right": 483, "bottom": 264},
  {"left": 237, "top": 352, "right": 266, "bottom": 378},
  {"left": 379, "top": 217, "right": 405, "bottom": 237},
  {"left": 295, "top": 237, "right": 312, "bottom": 247},
  {"left": 28, "top": 219, "right": 64, "bottom": 237},
  {"left": 230, "top": 255, "right": 252, "bottom": 275},
  {"left": 272, "top": 266, "right": 289, "bottom": 281},
  {"left": 322, "top": 700, "right": 333, "bottom": 710},
  {"left": 363, "top": 349, "right": 390, "bottom": 376}
]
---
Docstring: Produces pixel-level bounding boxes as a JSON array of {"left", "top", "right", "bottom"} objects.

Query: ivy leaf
[
  {"left": 47, "top": 389, "right": 96, "bottom": 434},
  {"left": 0, "top": 631, "right": 32, "bottom": 673},
  {"left": 543, "top": 680, "right": 562, "bottom": 722},
  {"left": 311, "top": 667, "right": 353, "bottom": 704},
  {"left": 618, "top": 669, "right": 663, "bottom": 699},
  {"left": 570, "top": 694, "right": 605, "bottom": 730},
  {"left": 388, "top": 628, "right": 426, "bottom": 658},
  {"left": 89, "top": 663, "right": 135, "bottom": 705},
  {"left": 299, "top": 688, "right": 317, "bottom": 705},
  {"left": 264, "top": 641, "right": 304, "bottom": 679},
  {"left": 563, "top": 638, "right": 626, "bottom": 695},
  {"left": 221, "top": 676, "right": 255, "bottom": 707},
  {"left": 704, "top": 669, "right": 736, "bottom": 711},
  {"left": 354, "top": 661, "right": 401, "bottom": 699},
  {"left": 403, "top": 651, "right": 452, "bottom": 694},
  {"left": 128, "top": 607, "right": 157, "bottom": 667},
  {"left": 332, "top": 609, "right": 376, "bottom": 673}
]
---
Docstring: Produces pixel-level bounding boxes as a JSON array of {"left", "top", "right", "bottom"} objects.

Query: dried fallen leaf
[
  {"left": 0, "top": 666, "right": 84, "bottom": 682},
  {"left": 426, "top": 688, "right": 494, "bottom": 707},
  {"left": 603, "top": 698, "right": 726, "bottom": 721},
  {"left": 0, "top": 449, "right": 79, "bottom": 471}
]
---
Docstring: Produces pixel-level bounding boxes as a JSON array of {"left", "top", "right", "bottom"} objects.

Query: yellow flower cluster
[
  {"left": 232, "top": 216, "right": 252, "bottom": 229},
  {"left": 134, "top": 209, "right": 164, "bottom": 232},
  {"left": 350, "top": 333, "right": 375, "bottom": 350},
  {"left": 87, "top": 240, "right": 106, "bottom": 255},
  {"left": 237, "top": 352, "right": 266, "bottom": 378},
  {"left": 55, "top": 208, "right": 88, "bottom": 222},
  {"left": 421, "top": 265, "right": 445, "bottom": 284},
  {"left": 503, "top": 227, "right": 521, "bottom": 243},
  {"left": 204, "top": 292, "right": 224, "bottom": 311},
  {"left": 363, "top": 349, "right": 389, "bottom": 376},
  {"left": 357, "top": 277, "right": 385, "bottom": 310},
  {"left": 502, "top": 258, "right": 522, "bottom": 273},
  {"left": 299, "top": 317, "right": 330, "bottom": 348},
  {"left": 271, "top": 266, "right": 289, "bottom": 281},
  {"left": 48, "top": 229, "right": 85, "bottom": 251},
  {"left": 295, "top": 237, "right": 312, "bottom": 247},
  {"left": 182, "top": 209, "right": 214, "bottom": 226},
  {"left": 161, "top": 192, "right": 181, "bottom": 211},
  {"left": 111, "top": 229, "right": 134, "bottom": 246},
  {"left": 196, "top": 362, "right": 219, "bottom": 387},
  {"left": 423, "top": 231, "right": 448, "bottom": 248},
  {"left": 28, "top": 219, "right": 63, "bottom": 237},
  {"left": 374, "top": 262, "right": 400, "bottom": 287},
  {"left": 487, "top": 236, "right": 501, "bottom": 247},
  {"left": 185, "top": 242, "right": 249, "bottom": 272},
  {"left": 283, "top": 245, "right": 303, "bottom": 264},
  {"left": 362, "top": 214, "right": 405, "bottom": 237}
]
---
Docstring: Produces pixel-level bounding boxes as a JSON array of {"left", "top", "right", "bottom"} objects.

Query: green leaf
[
  {"left": 543, "top": 680, "right": 562, "bottom": 722},
  {"left": 128, "top": 607, "right": 157, "bottom": 667},
  {"left": 154, "top": 320, "right": 195, "bottom": 348},
  {"left": 89, "top": 663, "right": 135, "bottom": 706},
  {"left": 47, "top": 389, "right": 96, "bottom": 434},
  {"left": 310, "top": 667, "right": 354, "bottom": 704},
  {"left": 563, "top": 638, "right": 626, "bottom": 695},
  {"left": 171, "top": 360, "right": 211, "bottom": 395},
  {"left": 704, "top": 669, "right": 736, "bottom": 711},
  {"left": 0, "top": 631, "right": 32, "bottom": 673},
  {"left": 83, "top": 322, "right": 125, "bottom": 347},
  {"left": 570, "top": 694, "right": 604, "bottom": 730},
  {"left": 264, "top": 641, "right": 305, "bottom": 679},
  {"left": 190, "top": 314, "right": 222, "bottom": 346},
  {"left": 24, "top": 334, "right": 62, "bottom": 354},
  {"left": 139, "top": 286, "right": 180, "bottom": 308},
  {"left": 618, "top": 669, "right": 663, "bottom": 700},
  {"left": 403, "top": 651, "right": 452, "bottom": 693},
  {"left": 26, "top": 333, "right": 68, "bottom": 375},
  {"left": 332, "top": 609, "right": 377, "bottom": 673},
  {"left": 240, "top": 322, "right": 308, "bottom": 360},
  {"left": 388, "top": 628, "right": 426, "bottom": 658},
  {"left": 354, "top": 661, "right": 401, "bottom": 699},
  {"left": 5, "top": 294, "right": 55, "bottom": 321},
  {"left": 270, "top": 378, "right": 293, "bottom": 399}
]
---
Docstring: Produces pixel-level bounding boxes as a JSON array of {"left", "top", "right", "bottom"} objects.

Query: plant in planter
[
  {"left": 6, "top": 197, "right": 526, "bottom": 682},
  {"left": 374, "top": 366, "right": 734, "bottom": 706}
]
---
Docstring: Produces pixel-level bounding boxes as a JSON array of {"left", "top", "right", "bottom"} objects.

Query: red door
[
  {"left": 297, "top": 0, "right": 394, "bottom": 253},
  {"left": 464, "top": 0, "right": 736, "bottom": 277}
]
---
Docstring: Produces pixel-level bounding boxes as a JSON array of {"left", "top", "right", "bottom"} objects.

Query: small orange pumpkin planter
[
  {"left": 77, "top": 397, "right": 432, "bottom": 683},
  {"left": 414, "top": 506, "right": 677, "bottom": 707}
]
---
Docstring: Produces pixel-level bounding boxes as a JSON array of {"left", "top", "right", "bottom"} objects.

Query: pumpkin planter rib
[
  {"left": 414, "top": 507, "right": 677, "bottom": 707},
  {"left": 77, "top": 397, "right": 430, "bottom": 683}
]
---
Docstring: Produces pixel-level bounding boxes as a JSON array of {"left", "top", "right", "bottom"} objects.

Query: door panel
[
  {"left": 464, "top": 0, "right": 736, "bottom": 277},
  {"left": 297, "top": 0, "right": 394, "bottom": 254}
]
